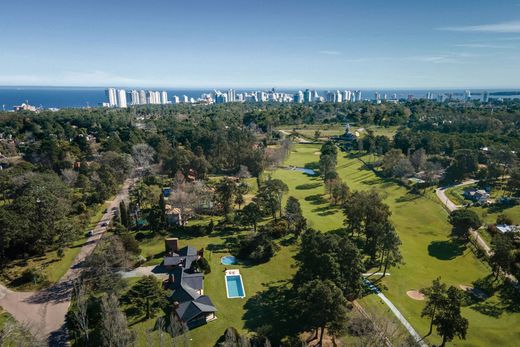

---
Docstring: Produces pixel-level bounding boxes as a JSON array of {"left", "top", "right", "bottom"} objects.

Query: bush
[
  {"left": 235, "top": 233, "right": 278, "bottom": 264},
  {"left": 20, "top": 268, "right": 47, "bottom": 285},
  {"left": 192, "top": 256, "right": 211, "bottom": 274},
  {"left": 120, "top": 233, "right": 141, "bottom": 255},
  {"left": 260, "top": 219, "right": 290, "bottom": 239},
  {"left": 497, "top": 214, "right": 513, "bottom": 225}
]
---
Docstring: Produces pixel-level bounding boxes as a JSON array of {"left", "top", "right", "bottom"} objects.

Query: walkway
[
  {"left": 0, "top": 178, "right": 135, "bottom": 345},
  {"left": 364, "top": 279, "right": 428, "bottom": 347}
]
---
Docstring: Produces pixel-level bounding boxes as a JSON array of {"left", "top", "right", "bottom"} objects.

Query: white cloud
[
  {"left": 439, "top": 21, "right": 520, "bottom": 33},
  {"left": 318, "top": 50, "right": 342, "bottom": 56}
]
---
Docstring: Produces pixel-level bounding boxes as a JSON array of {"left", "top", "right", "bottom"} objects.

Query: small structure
[
  {"left": 496, "top": 224, "right": 520, "bottom": 234},
  {"left": 464, "top": 188, "right": 490, "bottom": 205},
  {"left": 163, "top": 238, "right": 217, "bottom": 329},
  {"left": 165, "top": 204, "right": 190, "bottom": 226}
]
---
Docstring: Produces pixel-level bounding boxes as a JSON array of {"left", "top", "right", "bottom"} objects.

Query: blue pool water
[
  {"left": 221, "top": 255, "right": 236, "bottom": 265},
  {"left": 226, "top": 275, "right": 245, "bottom": 298}
]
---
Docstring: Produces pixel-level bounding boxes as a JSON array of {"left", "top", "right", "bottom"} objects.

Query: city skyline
[{"left": 1, "top": 0, "right": 520, "bottom": 89}]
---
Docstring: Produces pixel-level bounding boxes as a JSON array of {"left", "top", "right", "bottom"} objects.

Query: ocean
[{"left": 0, "top": 86, "right": 518, "bottom": 110}]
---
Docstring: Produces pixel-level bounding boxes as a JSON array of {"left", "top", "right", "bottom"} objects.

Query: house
[
  {"left": 464, "top": 188, "right": 491, "bottom": 205},
  {"left": 165, "top": 204, "right": 191, "bottom": 226},
  {"left": 496, "top": 224, "right": 520, "bottom": 234},
  {"left": 163, "top": 238, "right": 217, "bottom": 329}
]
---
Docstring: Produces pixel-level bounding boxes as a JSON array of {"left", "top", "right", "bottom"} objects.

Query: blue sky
[{"left": 1, "top": 0, "right": 520, "bottom": 89}]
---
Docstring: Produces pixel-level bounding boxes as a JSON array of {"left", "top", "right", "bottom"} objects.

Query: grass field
[
  {"left": 129, "top": 143, "right": 519, "bottom": 346},
  {"left": 270, "top": 144, "right": 519, "bottom": 347}
]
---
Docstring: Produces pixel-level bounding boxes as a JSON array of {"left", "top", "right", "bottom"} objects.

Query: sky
[{"left": 1, "top": 0, "right": 520, "bottom": 89}]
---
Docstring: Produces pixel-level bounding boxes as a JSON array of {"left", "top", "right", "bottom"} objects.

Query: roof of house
[
  {"left": 176, "top": 295, "right": 217, "bottom": 322},
  {"left": 496, "top": 224, "right": 519, "bottom": 233}
]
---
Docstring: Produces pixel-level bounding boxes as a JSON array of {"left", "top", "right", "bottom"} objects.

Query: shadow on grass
[
  {"left": 427, "top": 240, "right": 466, "bottom": 260},
  {"left": 470, "top": 301, "right": 504, "bottom": 318},
  {"left": 304, "top": 194, "right": 327, "bottom": 205},
  {"left": 395, "top": 194, "right": 421, "bottom": 203},
  {"left": 242, "top": 281, "right": 299, "bottom": 344},
  {"left": 295, "top": 183, "right": 322, "bottom": 190}
]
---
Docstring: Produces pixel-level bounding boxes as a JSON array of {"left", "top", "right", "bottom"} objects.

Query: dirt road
[{"left": 0, "top": 178, "right": 135, "bottom": 345}]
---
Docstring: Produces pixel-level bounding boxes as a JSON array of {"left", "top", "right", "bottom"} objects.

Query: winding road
[
  {"left": 0, "top": 178, "right": 135, "bottom": 345},
  {"left": 435, "top": 180, "right": 492, "bottom": 256}
]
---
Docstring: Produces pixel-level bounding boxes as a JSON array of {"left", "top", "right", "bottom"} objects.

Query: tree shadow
[
  {"left": 242, "top": 282, "right": 299, "bottom": 344},
  {"left": 304, "top": 194, "right": 327, "bottom": 205},
  {"left": 395, "top": 194, "right": 421, "bottom": 203},
  {"left": 295, "top": 183, "right": 322, "bottom": 190},
  {"left": 470, "top": 301, "right": 504, "bottom": 318},
  {"left": 427, "top": 240, "right": 466, "bottom": 260},
  {"left": 498, "top": 281, "right": 520, "bottom": 313}
]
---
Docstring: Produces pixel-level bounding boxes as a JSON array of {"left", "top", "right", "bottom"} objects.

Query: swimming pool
[
  {"left": 221, "top": 255, "right": 236, "bottom": 265},
  {"left": 225, "top": 270, "right": 246, "bottom": 298}
]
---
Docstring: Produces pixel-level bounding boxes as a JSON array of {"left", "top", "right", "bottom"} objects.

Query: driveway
[{"left": 0, "top": 178, "right": 135, "bottom": 345}]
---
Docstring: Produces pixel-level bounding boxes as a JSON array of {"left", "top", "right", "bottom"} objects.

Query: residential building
[
  {"left": 163, "top": 238, "right": 217, "bottom": 329},
  {"left": 106, "top": 88, "right": 118, "bottom": 107},
  {"left": 139, "top": 90, "right": 147, "bottom": 104},
  {"left": 117, "top": 89, "right": 127, "bottom": 108},
  {"left": 161, "top": 91, "right": 169, "bottom": 104},
  {"left": 130, "top": 90, "right": 140, "bottom": 105}
]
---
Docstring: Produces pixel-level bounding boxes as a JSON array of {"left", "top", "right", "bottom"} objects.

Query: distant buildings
[{"left": 104, "top": 88, "right": 170, "bottom": 107}]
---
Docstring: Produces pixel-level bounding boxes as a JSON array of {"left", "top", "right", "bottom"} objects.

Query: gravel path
[{"left": 0, "top": 178, "right": 135, "bottom": 345}]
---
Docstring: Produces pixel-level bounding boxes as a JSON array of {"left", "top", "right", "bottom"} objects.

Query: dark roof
[{"left": 175, "top": 295, "right": 217, "bottom": 323}]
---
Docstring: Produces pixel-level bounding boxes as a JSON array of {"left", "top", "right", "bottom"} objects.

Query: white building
[
  {"left": 227, "top": 89, "right": 235, "bottom": 102},
  {"left": 117, "top": 89, "right": 127, "bottom": 108},
  {"left": 130, "top": 90, "right": 140, "bottom": 105},
  {"left": 172, "top": 95, "right": 180, "bottom": 104},
  {"left": 106, "top": 88, "right": 118, "bottom": 107},
  {"left": 139, "top": 90, "right": 147, "bottom": 105},
  {"left": 161, "top": 91, "right": 168, "bottom": 104},
  {"left": 182, "top": 95, "right": 189, "bottom": 103}
]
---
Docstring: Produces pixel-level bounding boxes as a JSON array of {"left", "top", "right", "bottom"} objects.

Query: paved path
[
  {"left": 0, "top": 178, "right": 135, "bottom": 345},
  {"left": 364, "top": 279, "right": 428, "bottom": 347},
  {"left": 118, "top": 265, "right": 168, "bottom": 279}
]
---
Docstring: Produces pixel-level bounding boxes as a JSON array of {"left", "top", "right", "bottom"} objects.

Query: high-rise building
[
  {"left": 227, "top": 89, "right": 235, "bottom": 102},
  {"left": 357, "top": 91, "right": 362, "bottom": 101},
  {"left": 464, "top": 90, "right": 472, "bottom": 101},
  {"left": 139, "top": 90, "right": 147, "bottom": 104},
  {"left": 172, "top": 95, "right": 180, "bottom": 104},
  {"left": 294, "top": 91, "right": 304, "bottom": 103},
  {"left": 130, "top": 90, "right": 140, "bottom": 105},
  {"left": 483, "top": 91, "right": 489, "bottom": 103},
  {"left": 161, "top": 91, "right": 168, "bottom": 104},
  {"left": 182, "top": 95, "right": 189, "bottom": 103},
  {"left": 303, "top": 89, "right": 312, "bottom": 103},
  {"left": 106, "top": 88, "right": 118, "bottom": 107},
  {"left": 117, "top": 89, "right": 127, "bottom": 108},
  {"left": 335, "top": 90, "right": 342, "bottom": 103}
]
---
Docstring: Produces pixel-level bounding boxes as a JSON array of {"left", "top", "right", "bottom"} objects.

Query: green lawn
[
  {"left": 130, "top": 143, "right": 519, "bottom": 346},
  {"left": 129, "top": 227, "right": 297, "bottom": 346},
  {"left": 271, "top": 144, "right": 519, "bottom": 347}
]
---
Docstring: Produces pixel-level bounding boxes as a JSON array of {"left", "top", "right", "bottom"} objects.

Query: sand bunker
[{"left": 406, "top": 290, "right": 425, "bottom": 300}]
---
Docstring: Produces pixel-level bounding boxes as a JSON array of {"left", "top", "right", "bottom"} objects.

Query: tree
[
  {"left": 124, "top": 276, "right": 167, "bottom": 319},
  {"left": 100, "top": 294, "right": 134, "bottom": 347},
  {"left": 294, "top": 229, "right": 365, "bottom": 300},
  {"left": 446, "top": 149, "right": 479, "bottom": 181},
  {"left": 330, "top": 180, "right": 349, "bottom": 205},
  {"left": 284, "top": 196, "right": 306, "bottom": 236},
  {"left": 420, "top": 277, "right": 447, "bottom": 337},
  {"left": 240, "top": 202, "right": 262, "bottom": 233},
  {"left": 132, "top": 143, "right": 156, "bottom": 172},
  {"left": 314, "top": 130, "right": 321, "bottom": 142},
  {"left": 410, "top": 148, "right": 427, "bottom": 172},
  {"left": 295, "top": 279, "right": 350, "bottom": 345},
  {"left": 490, "top": 233, "right": 515, "bottom": 281},
  {"left": 382, "top": 149, "right": 404, "bottom": 176},
  {"left": 214, "top": 178, "right": 237, "bottom": 221},
  {"left": 433, "top": 286, "right": 469, "bottom": 347},
  {"left": 119, "top": 201, "right": 130, "bottom": 228},
  {"left": 380, "top": 227, "right": 402, "bottom": 276},
  {"left": 507, "top": 167, "right": 520, "bottom": 196},
  {"left": 319, "top": 141, "right": 338, "bottom": 178},
  {"left": 392, "top": 158, "right": 415, "bottom": 179},
  {"left": 254, "top": 178, "right": 288, "bottom": 220},
  {"left": 448, "top": 209, "right": 481, "bottom": 239}
]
